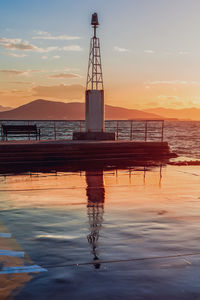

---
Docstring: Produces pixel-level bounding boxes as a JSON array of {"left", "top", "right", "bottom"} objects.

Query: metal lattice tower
[{"left": 86, "top": 13, "right": 104, "bottom": 90}]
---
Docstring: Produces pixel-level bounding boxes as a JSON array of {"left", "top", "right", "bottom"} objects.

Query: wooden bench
[{"left": 1, "top": 125, "right": 41, "bottom": 141}]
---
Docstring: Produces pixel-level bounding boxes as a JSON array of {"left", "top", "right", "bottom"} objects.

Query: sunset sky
[{"left": 1, "top": 0, "right": 200, "bottom": 109}]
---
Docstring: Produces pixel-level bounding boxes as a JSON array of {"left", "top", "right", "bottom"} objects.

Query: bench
[{"left": 1, "top": 125, "right": 41, "bottom": 141}]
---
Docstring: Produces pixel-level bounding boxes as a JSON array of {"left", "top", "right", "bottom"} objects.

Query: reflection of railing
[{"left": 0, "top": 119, "right": 164, "bottom": 142}]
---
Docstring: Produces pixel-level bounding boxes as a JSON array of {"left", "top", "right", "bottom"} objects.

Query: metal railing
[{"left": 0, "top": 120, "right": 164, "bottom": 142}]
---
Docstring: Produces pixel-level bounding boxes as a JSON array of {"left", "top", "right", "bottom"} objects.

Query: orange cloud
[
  {"left": 10, "top": 81, "right": 34, "bottom": 85},
  {"left": 0, "top": 69, "right": 42, "bottom": 76},
  {"left": 49, "top": 73, "right": 80, "bottom": 79},
  {"left": 32, "top": 84, "right": 84, "bottom": 99},
  {"left": 0, "top": 38, "right": 35, "bottom": 50}
]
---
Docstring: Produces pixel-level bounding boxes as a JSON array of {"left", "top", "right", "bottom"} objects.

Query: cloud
[
  {"left": 144, "top": 50, "right": 155, "bottom": 54},
  {"left": 0, "top": 70, "right": 28, "bottom": 75},
  {"left": 147, "top": 80, "right": 199, "bottom": 85},
  {"left": 49, "top": 73, "right": 80, "bottom": 79},
  {"left": 0, "top": 69, "right": 42, "bottom": 76},
  {"left": 32, "top": 84, "right": 84, "bottom": 99},
  {"left": 178, "top": 51, "right": 190, "bottom": 55},
  {"left": 10, "top": 89, "right": 26, "bottom": 93},
  {"left": 35, "top": 31, "right": 49, "bottom": 35},
  {"left": 114, "top": 46, "right": 130, "bottom": 53},
  {"left": 164, "top": 51, "right": 173, "bottom": 55},
  {"left": 33, "top": 46, "right": 58, "bottom": 53},
  {"left": 0, "top": 88, "right": 33, "bottom": 96},
  {"left": 61, "top": 45, "right": 82, "bottom": 51},
  {"left": 5, "top": 52, "right": 28, "bottom": 58},
  {"left": 0, "top": 37, "right": 82, "bottom": 53},
  {"left": 0, "top": 37, "right": 56, "bottom": 52},
  {"left": 10, "top": 81, "right": 34, "bottom": 85},
  {"left": 33, "top": 31, "right": 81, "bottom": 40},
  {"left": 0, "top": 38, "right": 35, "bottom": 50},
  {"left": 157, "top": 95, "right": 179, "bottom": 100},
  {"left": 147, "top": 102, "right": 159, "bottom": 107},
  {"left": 53, "top": 55, "right": 60, "bottom": 59}
]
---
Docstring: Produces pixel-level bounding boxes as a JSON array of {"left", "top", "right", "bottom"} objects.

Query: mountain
[
  {"left": 0, "top": 105, "right": 12, "bottom": 112},
  {"left": 0, "top": 99, "right": 162, "bottom": 120},
  {"left": 144, "top": 107, "right": 200, "bottom": 121}
]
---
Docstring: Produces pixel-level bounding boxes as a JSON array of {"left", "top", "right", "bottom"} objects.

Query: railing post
[
  {"left": 145, "top": 121, "right": 147, "bottom": 142},
  {"left": 130, "top": 121, "right": 133, "bottom": 140},
  {"left": 54, "top": 121, "right": 57, "bottom": 140},
  {"left": 161, "top": 121, "right": 164, "bottom": 142},
  {"left": 116, "top": 121, "right": 119, "bottom": 140},
  {"left": 28, "top": 120, "right": 30, "bottom": 141},
  {"left": 1, "top": 122, "right": 3, "bottom": 142}
]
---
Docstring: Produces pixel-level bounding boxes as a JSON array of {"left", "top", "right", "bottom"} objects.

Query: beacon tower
[
  {"left": 73, "top": 13, "right": 115, "bottom": 140},
  {"left": 85, "top": 12, "right": 104, "bottom": 133}
]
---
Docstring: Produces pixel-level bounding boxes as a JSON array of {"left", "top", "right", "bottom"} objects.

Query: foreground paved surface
[{"left": 0, "top": 165, "right": 200, "bottom": 299}]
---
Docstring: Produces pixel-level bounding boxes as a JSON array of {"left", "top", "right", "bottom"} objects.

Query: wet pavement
[{"left": 0, "top": 165, "right": 200, "bottom": 299}]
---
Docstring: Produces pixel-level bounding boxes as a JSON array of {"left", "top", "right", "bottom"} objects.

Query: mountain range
[
  {"left": 0, "top": 99, "right": 199, "bottom": 120},
  {"left": 0, "top": 99, "right": 162, "bottom": 120}
]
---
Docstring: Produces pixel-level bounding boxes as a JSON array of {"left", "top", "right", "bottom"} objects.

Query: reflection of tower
[{"left": 86, "top": 171, "right": 105, "bottom": 269}]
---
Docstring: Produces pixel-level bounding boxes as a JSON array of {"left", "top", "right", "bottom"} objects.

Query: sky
[{"left": 0, "top": 0, "right": 200, "bottom": 110}]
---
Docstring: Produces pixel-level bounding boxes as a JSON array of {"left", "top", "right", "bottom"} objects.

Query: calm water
[
  {"left": 1, "top": 120, "right": 200, "bottom": 159},
  {"left": 0, "top": 120, "right": 200, "bottom": 299},
  {"left": 0, "top": 166, "right": 200, "bottom": 299}
]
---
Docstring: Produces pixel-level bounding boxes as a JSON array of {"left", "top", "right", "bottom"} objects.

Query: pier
[
  {"left": 0, "top": 139, "right": 174, "bottom": 168},
  {"left": 0, "top": 119, "right": 175, "bottom": 170}
]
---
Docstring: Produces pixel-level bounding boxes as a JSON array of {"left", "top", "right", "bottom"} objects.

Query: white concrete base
[{"left": 85, "top": 90, "right": 104, "bottom": 132}]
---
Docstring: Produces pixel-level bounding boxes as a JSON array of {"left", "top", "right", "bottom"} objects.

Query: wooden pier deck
[{"left": 0, "top": 140, "right": 175, "bottom": 168}]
